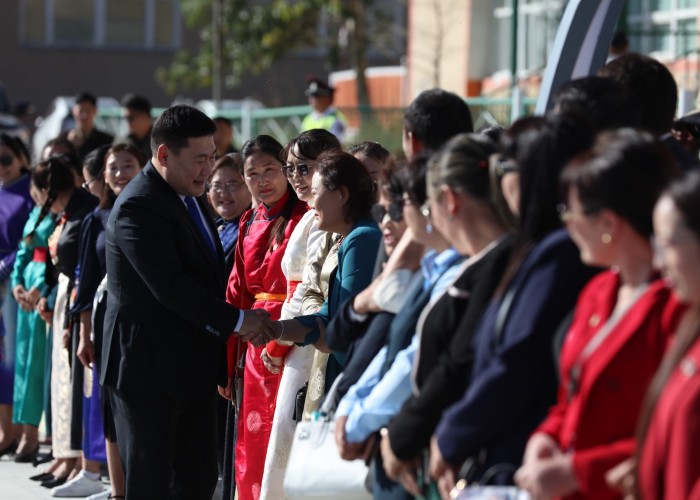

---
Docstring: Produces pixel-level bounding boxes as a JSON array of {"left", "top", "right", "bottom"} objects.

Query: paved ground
[
  {"left": 0, "top": 445, "right": 88, "bottom": 499},
  {"left": 0, "top": 447, "right": 227, "bottom": 499}
]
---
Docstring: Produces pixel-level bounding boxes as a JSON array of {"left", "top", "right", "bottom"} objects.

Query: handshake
[{"left": 238, "top": 309, "right": 281, "bottom": 346}]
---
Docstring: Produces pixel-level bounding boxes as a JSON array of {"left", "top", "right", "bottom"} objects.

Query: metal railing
[{"left": 99, "top": 97, "right": 538, "bottom": 154}]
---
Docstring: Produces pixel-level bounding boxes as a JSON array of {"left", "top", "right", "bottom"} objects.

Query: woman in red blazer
[
  {"left": 515, "top": 129, "right": 685, "bottom": 500},
  {"left": 631, "top": 172, "right": 700, "bottom": 500}
]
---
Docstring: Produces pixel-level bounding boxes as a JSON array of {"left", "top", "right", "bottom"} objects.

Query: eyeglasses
[
  {"left": 82, "top": 177, "right": 98, "bottom": 191},
  {"left": 281, "top": 163, "right": 313, "bottom": 178},
  {"left": 210, "top": 181, "right": 245, "bottom": 194},
  {"left": 0, "top": 155, "right": 15, "bottom": 167},
  {"left": 371, "top": 201, "right": 403, "bottom": 223}
]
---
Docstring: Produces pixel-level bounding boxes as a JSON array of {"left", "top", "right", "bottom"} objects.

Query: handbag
[
  {"left": 449, "top": 459, "right": 530, "bottom": 500},
  {"left": 454, "top": 486, "right": 529, "bottom": 500},
  {"left": 283, "top": 375, "right": 372, "bottom": 500},
  {"left": 293, "top": 382, "right": 308, "bottom": 421}
]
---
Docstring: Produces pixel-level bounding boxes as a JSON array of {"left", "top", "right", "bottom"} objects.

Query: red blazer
[
  {"left": 639, "top": 336, "right": 700, "bottom": 500},
  {"left": 536, "top": 270, "right": 686, "bottom": 499}
]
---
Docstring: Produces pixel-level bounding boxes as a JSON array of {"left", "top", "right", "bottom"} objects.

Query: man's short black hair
[
  {"left": 554, "top": 76, "right": 641, "bottom": 132},
  {"left": 75, "top": 91, "right": 97, "bottom": 107},
  {"left": 599, "top": 53, "right": 677, "bottom": 136},
  {"left": 121, "top": 93, "right": 152, "bottom": 116},
  {"left": 403, "top": 89, "right": 474, "bottom": 150},
  {"left": 151, "top": 105, "right": 216, "bottom": 155}
]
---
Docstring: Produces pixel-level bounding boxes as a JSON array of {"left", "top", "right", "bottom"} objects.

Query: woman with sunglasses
[
  {"left": 220, "top": 135, "right": 307, "bottom": 500},
  {"left": 514, "top": 130, "right": 684, "bottom": 500},
  {"left": 258, "top": 129, "right": 340, "bottom": 500},
  {"left": 0, "top": 133, "right": 33, "bottom": 456}
]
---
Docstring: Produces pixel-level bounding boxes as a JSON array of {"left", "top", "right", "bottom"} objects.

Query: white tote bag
[{"left": 283, "top": 375, "right": 372, "bottom": 500}]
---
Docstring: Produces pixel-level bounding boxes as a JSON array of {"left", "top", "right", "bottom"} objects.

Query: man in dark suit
[{"left": 101, "top": 105, "right": 274, "bottom": 499}]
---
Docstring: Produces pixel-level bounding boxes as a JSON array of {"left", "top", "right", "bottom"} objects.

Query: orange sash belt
[{"left": 254, "top": 292, "right": 287, "bottom": 302}]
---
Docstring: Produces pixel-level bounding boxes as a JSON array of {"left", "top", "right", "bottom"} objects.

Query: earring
[{"left": 601, "top": 233, "right": 612, "bottom": 244}]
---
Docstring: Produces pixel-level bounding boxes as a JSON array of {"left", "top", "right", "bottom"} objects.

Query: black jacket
[{"left": 388, "top": 235, "right": 513, "bottom": 460}]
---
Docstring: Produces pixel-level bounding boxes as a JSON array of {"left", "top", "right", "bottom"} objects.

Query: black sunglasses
[
  {"left": 371, "top": 201, "right": 404, "bottom": 223},
  {"left": 0, "top": 155, "right": 14, "bottom": 167},
  {"left": 281, "top": 163, "right": 312, "bottom": 178}
]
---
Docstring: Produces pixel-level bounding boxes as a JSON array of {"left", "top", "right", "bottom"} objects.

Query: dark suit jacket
[
  {"left": 388, "top": 236, "right": 512, "bottom": 460},
  {"left": 101, "top": 162, "right": 241, "bottom": 398},
  {"left": 435, "top": 229, "right": 599, "bottom": 482}
]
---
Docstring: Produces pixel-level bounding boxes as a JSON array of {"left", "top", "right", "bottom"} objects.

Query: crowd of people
[{"left": 0, "top": 51, "right": 699, "bottom": 500}]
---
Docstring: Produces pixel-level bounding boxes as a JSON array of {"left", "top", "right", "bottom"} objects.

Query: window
[
  {"left": 21, "top": 0, "right": 181, "bottom": 49},
  {"left": 493, "top": 0, "right": 564, "bottom": 76},
  {"left": 626, "top": 0, "right": 697, "bottom": 59}
]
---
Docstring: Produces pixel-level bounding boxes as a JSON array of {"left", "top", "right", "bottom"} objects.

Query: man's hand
[
  {"left": 238, "top": 309, "right": 275, "bottom": 345},
  {"left": 218, "top": 377, "right": 233, "bottom": 401}
]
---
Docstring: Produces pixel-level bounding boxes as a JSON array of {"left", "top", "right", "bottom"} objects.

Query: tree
[
  {"left": 158, "top": 0, "right": 398, "bottom": 114},
  {"left": 157, "top": 0, "right": 326, "bottom": 95}
]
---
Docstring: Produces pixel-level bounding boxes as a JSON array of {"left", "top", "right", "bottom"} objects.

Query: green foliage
[{"left": 158, "top": 0, "right": 326, "bottom": 94}]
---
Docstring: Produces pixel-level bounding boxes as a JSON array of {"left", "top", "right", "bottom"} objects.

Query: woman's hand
[
  {"left": 334, "top": 415, "right": 374, "bottom": 461},
  {"left": 605, "top": 457, "right": 637, "bottom": 500},
  {"left": 429, "top": 436, "right": 458, "bottom": 500},
  {"left": 77, "top": 335, "right": 95, "bottom": 369},
  {"left": 515, "top": 453, "right": 578, "bottom": 500},
  {"left": 380, "top": 430, "right": 422, "bottom": 497},
  {"left": 523, "top": 433, "right": 563, "bottom": 465},
  {"left": 260, "top": 348, "right": 283, "bottom": 374},
  {"left": 352, "top": 275, "right": 383, "bottom": 315},
  {"left": 36, "top": 297, "right": 53, "bottom": 323},
  {"left": 25, "top": 287, "right": 41, "bottom": 309},
  {"left": 12, "top": 285, "right": 29, "bottom": 311},
  {"left": 61, "top": 328, "right": 71, "bottom": 351}
]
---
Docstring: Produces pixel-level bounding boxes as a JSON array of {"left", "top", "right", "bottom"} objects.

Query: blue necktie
[{"left": 184, "top": 196, "right": 217, "bottom": 256}]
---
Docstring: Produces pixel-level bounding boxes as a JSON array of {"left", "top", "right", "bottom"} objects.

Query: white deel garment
[
  {"left": 261, "top": 208, "right": 325, "bottom": 500},
  {"left": 51, "top": 273, "right": 81, "bottom": 459}
]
